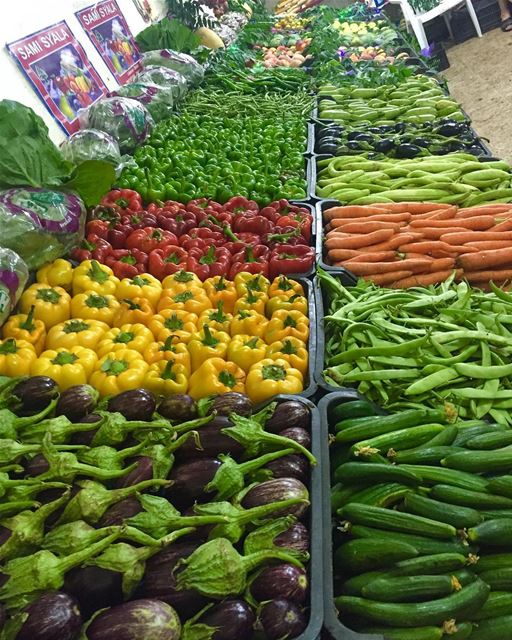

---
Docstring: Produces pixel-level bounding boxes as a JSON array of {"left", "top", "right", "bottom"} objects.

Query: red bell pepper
[
  {"left": 275, "top": 208, "right": 312, "bottom": 243},
  {"left": 148, "top": 246, "right": 188, "bottom": 280},
  {"left": 180, "top": 228, "right": 225, "bottom": 251},
  {"left": 196, "top": 209, "right": 233, "bottom": 227},
  {"left": 101, "top": 189, "right": 143, "bottom": 214},
  {"left": 88, "top": 205, "right": 121, "bottom": 225},
  {"left": 108, "top": 224, "right": 134, "bottom": 249},
  {"left": 156, "top": 209, "right": 197, "bottom": 235},
  {"left": 71, "top": 239, "right": 96, "bottom": 263},
  {"left": 229, "top": 245, "right": 270, "bottom": 279},
  {"left": 224, "top": 196, "right": 259, "bottom": 213},
  {"left": 85, "top": 219, "right": 110, "bottom": 240},
  {"left": 223, "top": 232, "right": 259, "bottom": 255},
  {"left": 259, "top": 206, "right": 282, "bottom": 225},
  {"left": 120, "top": 212, "right": 158, "bottom": 229},
  {"left": 232, "top": 214, "right": 274, "bottom": 236},
  {"left": 262, "top": 227, "right": 307, "bottom": 248},
  {"left": 104, "top": 249, "right": 148, "bottom": 279},
  {"left": 186, "top": 246, "right": 232, "bottom": 281},
  {"left": 125, "top": 227, "right": 178, "bottom": 253},
  {"left": 268, "top": 244, "right": 315, "bottom": 279}
]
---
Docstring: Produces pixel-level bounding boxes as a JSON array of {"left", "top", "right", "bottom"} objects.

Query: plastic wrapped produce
[
  {"left": 61, "top": 129, "right": 121, "bottom": 167},
  {"left": 0, "top": 188, "right": 86, "bottom": 270},
  {"left": 80, "top": 97, "right": 154, "bottom": 153},
  {"left": 109, "top": 82, "right": 175, "bottom": 122},
  {"left": 0, "top": 248, "right": 28, "bottom": 328},
  {"left": 141, "top": 50, "right": 204, "bottom": 86},
  {"left": 134, "top": 67, "right": 187, "bottom": 101}
]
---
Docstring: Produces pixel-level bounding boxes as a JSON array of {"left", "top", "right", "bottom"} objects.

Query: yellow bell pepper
[
  {"left": 149, "top": 310, "right": 198, "bottom": 344},
  {"left": 158, "top": 287, "right": 212, "bottom": 315},
  {"left": 0, "top": 339, "right": 36, "bottom": 376},
  {"left": 162, "top": 270, "right": 202, "bottom": 295},
  {"left": 144, "top": 360, "right": 189, "bottom": 397},
  {"left": 19, "top": 284, "right": 71, "bottom": 329},
  {"left": 90, "top": 349, "right": 149, "bottom": 396},
  {"left": 116, "top": 274, "right": 162, "bottom": 309},
  {"left": 188, "top": 357, "right": 246, "bottom": 400},
  {"left": 266, "top": 337, "right": 308, "bottom": 377},
  {"left": 70, "top": 292, "right": 120, "bottom": 327},
  {"left": 198, "top": 302, "right": 233, "bottom": 334},
  {"left": 36, "top": 259, "right": 74, "bottom": 292},
  {"left": 113, "top": 297, "right": 153, "bottom": 327},
  {"left": 246, "top": 358, "right": 303, "bottom": 403},
  {"left": 266, "top": 293, "right": 308, "bottom": 317},
  {"left": 72, "top": 260, "right": 120, "bottom": 296},
  {"left": 230, "top": 310, "right": 268, "bottom": 339},
  {"left": 234, "top": 272, "right": 270, "bottom": 297},
  {"left": 233, "top": 289, "right": 269, "bottom": 316},
  {"left": 203, "top": 276, "right": 237, "bottom": 314},
  {"left": 143, "top": 336, "right": 191, "bottom": 373},
  {"left": 188, "top": 325, "right": 231, "bottom": 372},
  {"left": 2, "top": 306, "right": 46, "bottom": 355},
  {"left": 96, "top": 324, "right": 154, "bottom": 358},
  {"left": 268, "top": 275, "right": 304, "bottom": 299},
  {"left": 263, "top": 310, "right": 309, "bottom": 345},
  {"left": 31, "top": 346, "right": 97, "bottom": 390},
  {"left": 227, "top": 334, "right": 267, "bottom": 373},
  {"left": 46, "top": 319, "right": 109, "bottom": 351}
]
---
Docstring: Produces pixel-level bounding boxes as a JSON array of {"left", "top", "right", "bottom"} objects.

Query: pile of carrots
[{"left": 323, "top": 202, "right": 512, "bottom": 288}]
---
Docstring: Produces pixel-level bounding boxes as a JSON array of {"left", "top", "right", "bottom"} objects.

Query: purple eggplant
[
  {"left": 265, "top": 401, "right": 310, "bottom": 434},
  {"left": 274, "top": 521, "right": 310, "bottom": 555},
  {"left": 241, "top": 478, "right": 309, "bottom": 518},
  {"left": 265, "top": 454, "right": 309, "bottom": 483},
  {"left": 158, "top": 394, "right": 197, "bottom": 421},
  {"left": 175, "top": 416, "right": 244, "bottom": 461},
  {"left": 85, "top": 599, "right": 181, "bottom": 640},
  {"left": 107, "top": 389, "right": 156, "bottom": 422},
  {"left": 165, "top": 458, "right": 221, "bottom": 509},
  {"left": 97, "top": 496, "right": 142, "bottom": 527},
  {"left": 243, "top": 516, "right": 309, "bottom": 562},
  {"left": 16, "top": 591, "right": 82, "bottom": 640},
  {"left": 55, "top": 385, "right": 99, "bottom": 422},
  {"left": 194, "top": 599, "right": 255, "bottom": 640},
  {"left": 259, "top": 599, "right": 307, "bottom": 639},
  {"left": 210, "top": 393, "right": 252, "bottom": 417},
  {"left": 64, "top": 566, "right": 124, "bottom": 618},
  {"left": 279, "top": 427, "right": 311, "bottom": 451},
  {"left": 70, "top": 414, "right": 102, "bottom": 445},
  {"left": 250, "top": 563, "right": 308, "bottom": 604},
  {"left": 11, "top": 376, "right": 58, "bottom": 411}
]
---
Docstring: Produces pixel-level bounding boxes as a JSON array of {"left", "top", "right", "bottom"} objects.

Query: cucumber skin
[
  {"left": 487, "top": 475, "right": 512, "bottom": 498},
  {"left": 334, "top": 462, "right": 419, "bottom": 486},
  {"left": 398, "top": 464, "right": 488, "bottom": 491},
  {"left": 479, "top": 568, "right": 512, "bottom": 591},
  {"left": 362, "top": 574, "right": 457, "bottom": 602},
  {"left": 334, "top": 538, "right": 419, "bottom": 574},
  {"left": 441, "top": 622, "right": 473, "bottom": 639},
  {"left": 473, "top": 553, "right": 512, "bottom": 574},
  {"left": 465, "top": 431, "right": 512, "bottom": 450},
  {"left": 404, "top": 492, "right": 483, "bottom": 529},
  {"left": 480, "top": 509, "right": 512, "bottom": 520},
  {"left": 431, "top": 484, "right": 512, "bottom": 509},
  {"left": 335, "top": 409, "right": 440, "bottom": 438},
  {"left": 441, "top": 447, "right": 512, "bottom": 474},
  {"left": 353, "top": 424, "right": 445, "bottom": 456},
  {"left": 468, "top": 518, "right": 512, "bottom": 546},
  {"left": 453, "top": 423, "right": 507, "bottom": 447},
  {"left": 422, "top": 424, "right": 458, "bottom": 447},
  {"left": 360, "top": 627, "right": 443, "bottom": 640},
  {"left": 393, "top": 446, "right": 465, "bottom": 466},
  {"left": 468, "top": 591, "right": 512, "bottom": 621},
  {"left": 338, "top": 482, "right": 409, "bottom": 509},
  {"left": 470, "top": 615, "right": 512, "bottom": 640},
  {"left": 332, "top": 400, "right": 377, "bottom": 421}
]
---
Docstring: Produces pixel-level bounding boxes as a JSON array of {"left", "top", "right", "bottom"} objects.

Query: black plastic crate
[
  {"left": 314, "top": 199, "right": 359, "bottom": 281},
  {"left": 451, "top": 3, "right": 501, "bottom": 42},
  {"left": 292, "top": 277, "right": 319, "bottom": 400},
  {"left": 424, "top": 15, "right": 451, "bottom": 42}
]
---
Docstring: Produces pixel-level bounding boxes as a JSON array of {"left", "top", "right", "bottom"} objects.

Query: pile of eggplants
[{"left": 0, "top": 375, "right": 316, "bottom": 640}]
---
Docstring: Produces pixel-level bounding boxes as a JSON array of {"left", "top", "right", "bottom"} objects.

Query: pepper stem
[{"left": 19, "top": 306, "right": 36, "bottom": 332}]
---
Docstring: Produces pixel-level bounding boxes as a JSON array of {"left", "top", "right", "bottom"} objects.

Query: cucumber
[
  {"left": 397, "top": 465, "right": 488, "bottom": 492},
  {"left": 341, "top": 503, "right": 457, "bottom": 539},
  {"left": 393, "top": 446, "right": 465, "bottom": 466},
  {"left": 334, "top": 578, "right": 489, "bottom": 627},
  {"left": 452, "top": 569, "right": 477, "bottom": 587},
  {"left": 362, "top": 574, "right": 460, "bottom": 602},
  {"left": 468, "top": 519, "right": 512, "bottom": 546},
  {"left": 442, "top": 447, "right": 512, "bottom": 473},
  {"left": 480, "top": 509, "right": 512, "bottom": 520},
  {"left": 404, "top": 492, "right": 483, "bottom": 529},
  {"left": 468, "top": 591, "right": 512, "bottom": 621},
  {"left": 441, "top": 622, "right": 473, "bottom": 639},
  {"left": 335, "top": 409, "right": 445, "bottom": 443},
  {"left": 334, "top": 538, "right": 418, "bottom": 573},
  {"left": 359, "top": 627, "right": 443, "bottom": 640},
  {"left": 470, "top": 615, "right": 512, "bottom": 640},
  {"left": 453, "top": 422, "right": 507, "bottom": 447},
  {"left": 330, "top": 445, "right": 351, "bottom": 470},
  {"left": 479, "top": 568, "right": 512, "bottom": 591},
  {"left": 431, "top": 484, "right": 512, "bottom": 509},
  {"left": 334, "top": 462, "right": 420, "bottom": 486},
  {"left": 331, "top": 483, "right": 360, "bottom": 513},
  {"left": 351, "top": 425, "right": 445, "bottom": 457},
  {"left": 422, "top": 425, "right": 458, "bottom": 447},
  {"left": 342, "top": 570, "right": 388, "bottom": 596},
  {"left": 340, "top": 483, "right": 409, "bottom": 508},
  {"left": 465, "top": 431, "right": 512, "bottom": 450},
  {"left": 487, "top": 475, "right": 512, "bottom": 498},
  {"left": 332, "top": 400, "right": 377, "bottom": 421},
  {"left": 473, "top": 554, "right": 512, "bottom": 574}
]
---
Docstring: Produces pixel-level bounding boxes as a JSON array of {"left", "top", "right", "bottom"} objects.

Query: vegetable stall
[{"left": 0, "top": 0, "right": 512, "bottom": 639}]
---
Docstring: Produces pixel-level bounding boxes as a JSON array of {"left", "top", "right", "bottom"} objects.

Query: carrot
[
  {"left": 326, "top": 249, "right": 362, "bottom": 262},
  {"left": 328, "top": 221, "right": 404, "bottom": 234},
  {"left": 323, "top": 206, "right": 391, "bottom": 220},
  {"left": 428, "top": 257, "right": 456, "bottom": 272},
  {"left": 458, "top": 247, "right": 512, "bottom": 272},
  {"left": 491, "top": 217, "right": 512, "bottom": 232},
  {"left": 441, "top": 231, "right": 512, "bottom": 244},
  {"left": 410, "top": 216, "right": 495, "bottom": 230},
  {"left": 411, "top": 206, "right": 457, "bottom": 220},
  {"left": 344, "top": 251, "right": 398, "bottom": 263},
  {"left": 327, "top": 213, "right": 412, "bottom": 226},
  {"left": 391, "top": 269, "right": 463, "bottom": 289},
  {"left": 362, "top": 270, "right": 414, "bottom": 285},
  {"left": 464, "top": 269, "right": 512, "bottom": 284},
  {"left": 466, "top": 241, "right": 512, "bottom": 250},
  {"left": 456, "top": 205, "right": 512, "bottom": 218},
  {"left": 322, "top": 229, "right": 395, "bottom": 250},
  {"left": 418, "top": 227, "right": 468, "bottom": 240},
  {"left": 376, "top": 202, "right": 452, "bottom": 214},
  {"left": 398, "top": 241, "right": 456, "bottom": 257},
  {"left": 343, "top": 259, "right": 433, "bottom": 276},
  {"left": 325, "top": 235, "right": 350, "bottom": 249}
]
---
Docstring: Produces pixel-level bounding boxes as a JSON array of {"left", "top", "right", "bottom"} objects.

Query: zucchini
[
  {"left": 351, "top": 424, "right": 445, "bottom": 457},
  {"left": 341, "top": 503, "right": 457, "bottom": 539},
  {"left": 441, "top": 622, "right": 473, "bottom": 639},
  {"left": 468, "top": 519, "right": 512, "bottom": 546},
  {"left": 442, "top": 447, "right": 512, "bottom": 473},
  {"left": 473, "top": 553, "right": 512, "bottom": 574},
  {"left": 334, "top": 578, "right": 489, "bottom": 627},
  {"left": 393, "top": 446, "right": 465, "bottom": 466},
  {"left": 334, "top": 538, "right": 418, "bottom": 573},
  {"left": 360, "top": 627, "right": 443, "bottom": 640},
  {"left": 404, "top": 492, "right": 483, "bottom": 529},
  {"left": 339, "top": 483, "right": 409, "bottom": 508},
  {"left": 334, "top": 462, "right": 420, "bottom": 486},
  {"left": 362, "top": 574, "right": 460, "bottom": 602},
  {"left": 468, "top": 590, "right": 512, "bottom": 621},
  {"left": 470, "top": 615, "right": 512, "bottom": 640},
  {"left": 453, "top": 422, "right": 507, "bottom": 447},
  {"left": 487, "top": 475, "right": 512, "bottom": 498},
  {"left": 431, "top": 484, "right": 512, "bottom": 509},
  {"left": 479, "top": 568, "right": 512, "bottom": 591},
  {"left": 465, "top": 431, "right": 512, "bottom": 450},
  {"left": 332, "top": 400, "right": 377, "bottom": 421},
  {"left": 335, "top": 409, "right": 445, "bottom": 442},
  {"left": 397, "top": 465, "right": 488, "bottom": 492}
]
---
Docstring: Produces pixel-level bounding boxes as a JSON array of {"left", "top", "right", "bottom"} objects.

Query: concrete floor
[{"left": 443, "top": 28, "right": 512, "bottom": 162}]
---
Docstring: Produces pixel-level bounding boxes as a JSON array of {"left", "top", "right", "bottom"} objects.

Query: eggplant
[
  {"left": 274, "top": 521, "right": 310, "bottom": 555},
  {"left": 278, "top": 427, "right": 311, "bottom": 450},
  {"left": 259, "top": 599, "right": 307, "bottom": 640},
  {"left": 56, "top": 385, "right": 99, "bottom": 422},
  {"left": 353, "top": 133, "right": 374, "bottom": 143},
  {"left": 165, "top": 458, "right": 221, "bottom": 509},
  {"left": 265, "top": 453, "right": 309, "bottom": 483},
  {"left": 395, "top": 143, "right": 422, "bottom": 159},
  {"left": 347, "top": 130, "right": 363, "bottom": 140},
  {"left": 467, "top": 145, "right": 485, "bottom": 157},
  {"left": 64, "top": 566, "right": 124, "bottom": 618},
  {"left": 25, "top": 454, "right": 50, "bottom": 477},
  {"left": 70, "top": 414, "right": 102, "bottom": 445},
  {"left": 318, "top": 143, "right": 338, "bottom": 155},
  {"left": 16, "top": 591, "right": 82, "bottom": 640},
  {"left": 158, "top": 394, "right": 197, "bottom": 421},
  {"left": 113, "top": 455, "right": 155, "bottom": 488},
  {"left": 175, "top": 416, "right": 244, "bottom": 460},
  {"left": 107, "top": 389, "right": 156, "bottom": 422},
  {"left": 410, "top": 137, "right": 431, "bottom": 148},
  {"left": 12, "top": 377, "right": 58, "bottom": 411},
  {"left": 265, "top": 401, "right": 309, "bottom": 434},
  {"left": 250, "top": 564, "right": 308, "bottom": 605},
  {"left": 346, "top": 140, "right": 363, "bottom": 151},
  {"left": 435, "top": 122, "right": 464, "bottom": 137},
  {"left": 85, "top": 599, "right": 181, "bottom": 640},
  {"left": 241, "top": 478, "right": 309, "bottom": 518},
  {"left": 97, "top": 496, "right": 142, "bottom": 527},
  {"left": 447, "top": 141, "right": 467, "bottom": 152},
  {"left": 196, "top": 599, "right": 255, "bottom": 640},
  {"left": 137, "top": 542, "right": 208, "bottom": 617},
  {"left": 210, "top": 392, "right": 252, "bottom": 417}
]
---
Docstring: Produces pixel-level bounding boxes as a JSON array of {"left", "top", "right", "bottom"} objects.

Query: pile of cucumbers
[{"left": 330, "top": 397, "right": 512, "bottom": 639}]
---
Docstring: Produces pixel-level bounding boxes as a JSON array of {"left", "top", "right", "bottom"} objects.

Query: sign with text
[
  {"left": 76, "top": 0, "right": 141, "bottom": 84},
  {"left": 7, "top": 21, "right": 108, "bottom": 135}
]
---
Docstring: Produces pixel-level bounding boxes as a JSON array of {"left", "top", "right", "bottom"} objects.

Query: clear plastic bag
[
  {"left": 141, "top": 50, "right": 204, "bottom": 86},
  {"left": 61, "top": 129, "right": 121, "bottom": 167},
  {"left": 109, "top": 82, "right": 175, "bottom": 122},
  {"left": 135, "top": 66, "right": 188, "bottom": 101},
  {"left": 80, "top": 97, "right": 154, "bottom": 153},
  {"left": 0, "top": 188, "right": 86, "bottom": 270},
  {"left": 0, "top": 248, "right": 28, "bottom": 328}
]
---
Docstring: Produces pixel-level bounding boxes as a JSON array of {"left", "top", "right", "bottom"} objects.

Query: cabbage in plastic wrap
[
  {"left": 134, "top": 66, "right": 188, "bottom": 101},
  {"left": 61, "top": 129, "right": 121, "bottom": 167},
  {"left": 0, "top": 248, "right": 28, "bottom": 328},
  {"left": 140, "top": 50, "right": 204, "bottom": 86},
  {"left": 81, "top": 97, "right": 154, "bottom": 153},
  {"left": 110, "top": 82, "right": 175, "bottom": 122}
]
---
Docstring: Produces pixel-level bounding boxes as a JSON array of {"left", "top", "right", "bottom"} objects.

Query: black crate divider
[
  {"left": 288, "top": 277, "right": 318, "bottom": 399},
  {"left": 314, "top": 199, "right": 358, "bottom": 281}
]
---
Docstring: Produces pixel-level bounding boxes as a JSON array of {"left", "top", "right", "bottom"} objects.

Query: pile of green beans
[{"left": 318, "top": 267, "right": 512, "bottom": 424}]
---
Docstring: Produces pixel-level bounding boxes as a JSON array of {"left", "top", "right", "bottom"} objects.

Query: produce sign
[
  {"left": 6, "top": 22, "right": 108, "bottom": 135},
  {"left": 75, "top": 0, "right": 141, "bottom": 85},
  {"left": 0, "top": 374, "right": 315, "bottom": 639}
]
